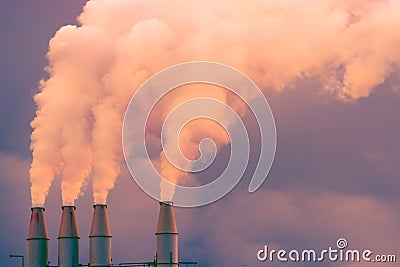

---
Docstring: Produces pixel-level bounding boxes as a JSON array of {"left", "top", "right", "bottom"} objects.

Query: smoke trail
[
  {"left": 155, "top": 83, "right": 233, "bottom": 201},
  {"left": 30, "top": 0, "right": 400, "bottom": 206}
]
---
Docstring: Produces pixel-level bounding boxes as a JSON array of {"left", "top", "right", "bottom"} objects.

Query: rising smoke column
[
  {"left": 30, "top": 0, "right": 400, "bottom": 207},
  {"left": 157, "top": 84, "right": 232, "bottom": 201},
  {"left": 30, "top": 24, "right": 115, "bottom": 206}
]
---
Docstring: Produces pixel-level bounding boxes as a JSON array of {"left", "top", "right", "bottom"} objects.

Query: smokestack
[
  {"left": 89, "top": 204, "right": 112, "bottom": 266},
  {"left": 27, "top": 207, "right": 49, "bottom": 267},
  {"left": 156, "top": 201, "right": 178, "bottom": 266},
  {"left": 58, "top": 206, "right": 80, "bottom": 267}
]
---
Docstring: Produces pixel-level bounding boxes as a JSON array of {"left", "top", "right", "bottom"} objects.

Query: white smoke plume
[{"left": 30, "top": 0, "right": 400, "bottom": 207}]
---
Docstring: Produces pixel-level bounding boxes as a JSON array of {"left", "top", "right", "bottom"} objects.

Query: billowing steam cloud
[
  {"left": 30, "top": 0, "right": 400, "bottom": 207},
  {"left": 157, "top": 84, "right": 233, "bottom": 201}
]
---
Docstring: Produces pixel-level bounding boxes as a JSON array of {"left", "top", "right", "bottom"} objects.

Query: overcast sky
[{"left": 1, "top": 1, "right": 400, "bottom": 267}]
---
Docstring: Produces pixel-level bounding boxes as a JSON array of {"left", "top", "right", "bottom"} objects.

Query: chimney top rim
[
  {"left": 31, "top": 207, "right": 45, "bottom": 211},
  {"left": 93, "top": 204, "right": 108, "bottom": 208},
  {"left": 159, "top": 201, "right": 173, "bottom": 206},
  {"left": 61, "top": 205, "right": 76, "bottom": 210}
]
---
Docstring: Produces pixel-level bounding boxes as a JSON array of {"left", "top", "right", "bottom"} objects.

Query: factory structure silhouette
[{"left": 27, "top": 201, "right": 197, "bottom": 267}]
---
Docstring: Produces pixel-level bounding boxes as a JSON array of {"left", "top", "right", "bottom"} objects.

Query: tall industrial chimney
[
  {"left": 89, "top": 204, "right": 112, "bottom": 266},
  {"left": 156, "top": 201, "right": 178, "bottom": 266},
  {"left": 27, "top": 207, "right": 49, "bottom": 267},
  {"left": 58, "top": 206, "right": 80, "bottom": 267}
]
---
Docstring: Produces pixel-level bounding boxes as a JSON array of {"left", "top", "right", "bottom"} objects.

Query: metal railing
[
  {"left": 27, "top": 260, "right": 198, "bottom": 267},
  {"left": 115, "top": 261, "right": 197, "bottom": 267}
]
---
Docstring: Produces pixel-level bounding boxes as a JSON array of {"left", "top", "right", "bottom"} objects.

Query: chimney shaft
[
  {"left": 90, "top": 204, "right": 112, "bottom": 266},
  {"left": 156, "top": 201, "right": 178, "bottom": 266},
  {"left": 27, "top": 207, "right": 49, "bottom": 267},
  {"left": 58, "top": 206, "right": 80, "bottom": 267}
]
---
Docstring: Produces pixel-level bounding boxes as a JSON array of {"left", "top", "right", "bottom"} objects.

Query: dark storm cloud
[{"left": 266, "top": 82, "right": 400, "bottom": 201}]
